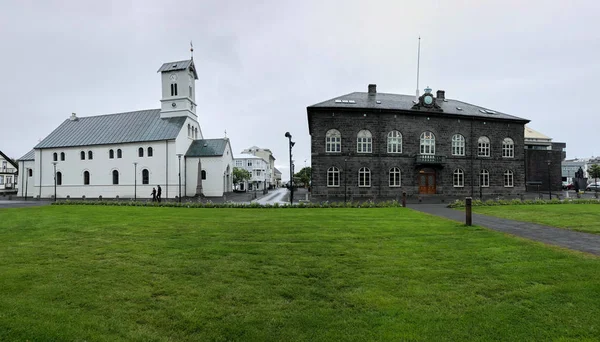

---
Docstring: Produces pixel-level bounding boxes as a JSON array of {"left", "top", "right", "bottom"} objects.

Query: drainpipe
[
  {"left": 165, "top": 140, "right": 169, "bottom": 199},
  {"left": 39, "top": 150, "right": 42, "bottom": 199}
]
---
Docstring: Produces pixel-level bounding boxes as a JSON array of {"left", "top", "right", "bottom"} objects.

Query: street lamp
[
  {"left": 51, "top": 161, "right": 57, "bottom": 202},
  {"left": 285, "top": 132, "right": 295, "bottom": 205},
  {"left": 547, "top": 160, "right": 552, "bottom": 200},
  {"left": 133, "top": 162, "right": 137, "bottom": 200},
  {"left": 177, "top": 154, "right": 182, "bottom": 203},
  {"left": 344, "top": 158, "right": 348, "bottom": 203},
  {"left": 25, "top": 168, "right": 29, "bottom": 201}
]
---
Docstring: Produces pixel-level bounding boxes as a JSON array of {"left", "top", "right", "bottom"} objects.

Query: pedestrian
[
  {"left": 157, "top": 185, "right": 162, "bottom": 202},
  {"left": 151, "top": 187, "right": 157, "bottom": 202}
]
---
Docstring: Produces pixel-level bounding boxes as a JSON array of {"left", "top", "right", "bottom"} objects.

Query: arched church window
[
  {"left": 148, "top": 147, "right": 153, "bottom": 157},
  {"left": 138, "top": 148, "right": 144, "bottom": 157},
  {"left": 142, "top": 169, "right": 149, "bottom": 185},
  {"left": 117, "top": 149, "right": 122, "bottom": 158},
  {"left": 80, "top": 151, "right": 85, "bottom": 160},
  {"left": 53, "top": 153, "right": 58, "bottom": 161},
  {"left": 109, "top": 149, "right": 114, "bottom": 159},
  {"left": 56, "top": 172, "right": 62, "bottom": 186},
  {"left": 60, "top": 152, "right": 65, "bottom": 161},
  {"left": 83, "top": 171, "right": 90, "bottom": 185},
  {"left": 88, "top": 151, "right": 93, "bottom": 160},
  {"left": 112, "top": 170, "right": 119, "bottom": 185},
  {"left": 201, "top": 170, "right": 206, "bottom": 180}
]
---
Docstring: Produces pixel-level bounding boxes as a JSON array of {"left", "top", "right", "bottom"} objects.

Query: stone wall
[{"left": 309, "top": 108, "right": 527, "bottom": 201}]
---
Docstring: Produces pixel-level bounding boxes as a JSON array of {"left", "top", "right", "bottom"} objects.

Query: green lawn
[
  {"left": 1, "top": 206, "right": 599, "bottom": 341},
  {"left": 473, "top": 204, "right": 600, "bottom": 234}
]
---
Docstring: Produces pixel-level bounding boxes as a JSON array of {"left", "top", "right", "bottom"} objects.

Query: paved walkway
[{"left": 410, "top": 204, "right": 600, "bottom": 256}]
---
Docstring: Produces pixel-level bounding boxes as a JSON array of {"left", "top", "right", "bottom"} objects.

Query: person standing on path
[
  {"left": 157, "top": 185, "right": 162, "bottom": 202},
  {"left": 151, "top": 187, "right": 157, "bottom": 202}
]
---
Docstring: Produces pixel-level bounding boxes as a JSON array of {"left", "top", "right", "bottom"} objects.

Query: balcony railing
[
  {"left": 415, "top": 155, "right": 445, "bottom": 165},
  {"left": 0, "top": 168, "right": 16, "bottom": 174}
]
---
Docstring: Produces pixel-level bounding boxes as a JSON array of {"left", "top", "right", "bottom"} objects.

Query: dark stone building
[{"left": 307, "top": 85, "right": 530, "bottom": 202}]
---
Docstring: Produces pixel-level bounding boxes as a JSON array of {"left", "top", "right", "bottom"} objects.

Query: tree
[
  {"left": 294, "top": 167, "right": 311, "bottom": 188},
  {"left": 232, "top": 167, "right": 251, "bottom": 190},
  {"left": 589, "top": 164, "right": 600, "bottom": 191}
]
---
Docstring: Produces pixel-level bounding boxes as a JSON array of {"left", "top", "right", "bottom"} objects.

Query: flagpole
[{"left": 416, "top": 36, "right": 421, "bottom": 102}]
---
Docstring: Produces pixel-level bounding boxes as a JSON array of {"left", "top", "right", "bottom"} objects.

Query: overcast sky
[{"left": 1, "top": 0, "right": 598, "bottom": 179}]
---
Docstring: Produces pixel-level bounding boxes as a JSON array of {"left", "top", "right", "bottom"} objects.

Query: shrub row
[
  {"left": 447, "top": 198, "right": 600, "bottom": 208},
  {"left": 51, "top": 200, "right": 404, "bottom": 209}
]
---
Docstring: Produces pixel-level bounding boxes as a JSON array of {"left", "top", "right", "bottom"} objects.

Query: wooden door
[{"left": 418, "top": 171, "right": 436, "bottom": 194}]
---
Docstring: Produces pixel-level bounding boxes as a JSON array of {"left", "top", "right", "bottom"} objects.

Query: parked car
[
  {"left": 586, "top": 183, "right": 600, "bottom": 191},
  {"left": 562, "top": 181, "right": 574, "bottom": 190}
]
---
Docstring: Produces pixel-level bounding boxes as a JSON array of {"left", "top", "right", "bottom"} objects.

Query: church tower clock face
[{"left": 169, "top": 74, "right": 178, "bottom": 82}]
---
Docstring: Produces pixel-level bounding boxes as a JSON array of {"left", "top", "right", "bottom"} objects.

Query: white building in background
[
  {"left": 241, "top": 146, "right": 276, "bottom": 188},
  {"left": 233, "top": 154, "right": 270, "bottom": 191},
  {"left": 0, "top": 150, "right": 18, "bottom": 195},
  {"left": 17, "top": 57, "right": 234, "bottom": 199}
]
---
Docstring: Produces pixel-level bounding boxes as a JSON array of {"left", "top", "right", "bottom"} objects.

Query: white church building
[{"left": 17, "top": 58, "right": 234, "bottom": 200}]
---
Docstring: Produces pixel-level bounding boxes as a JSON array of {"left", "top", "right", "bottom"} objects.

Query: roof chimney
[
  {"left": 70, "top": 112, "right": 78, "bottom": 121},
  {"left": 368, "top": 84, "right": 377, "bottom": 95},
  {"left": 436, "top": 90, "right": 445, "bottom": 100}
]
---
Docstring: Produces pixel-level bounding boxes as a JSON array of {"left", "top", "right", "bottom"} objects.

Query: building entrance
[{"left": 418, "top": 168, "right": 436, "bottom": 194}]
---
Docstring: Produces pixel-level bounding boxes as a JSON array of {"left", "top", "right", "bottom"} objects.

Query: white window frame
[
  {"left": 452, "top": 134, "right": 465, "bottom": 156},
  {"left": 327, "top": 167, "right": 340, "bottom": 187},
  {"left": 357, "top": 130, "right": 372, "bottom": 153},
  {"left": 504, "top": 170, "right": 514, "bottom": 187},
  {"left": 358, "top": 167, "right": 371, "bottom": 187},
  {"left": 480, "top": 169, "right": 490, "bottom": 187},
  {"left": 502, "top": 138, "right": 514, "bottom": 158},
  {"left": 478, "top": 136, "right": 490, "bottom": 157},
  {"left": 387, "top": 131, "right": 402, "bottom": 154},
  {"left": 420, "top": 131, "right": 435, "bottom": 155},
  {"left": 325, "top": 129, "right": 342, "bottom": 153},
  {"left": 389, "top": 167, "right": 401, "bottom": 187},
  {"left": 453, "top": 168, "right": 464, "bottom": 187}
]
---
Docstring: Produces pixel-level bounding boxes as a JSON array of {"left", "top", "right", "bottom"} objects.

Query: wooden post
[
  {"left": 465, "top": 197, "right": 472, "bottom": 226},
  {"left": 402, "top": 191, "right": 406, "bottom": 207}
]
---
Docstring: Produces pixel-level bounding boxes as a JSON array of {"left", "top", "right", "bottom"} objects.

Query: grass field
[
  {"left": 473, "top": 204, "right": 600, "bottom": 234},
  {"left": 1, "top": 206, "right": 599, "bottom": 341}
]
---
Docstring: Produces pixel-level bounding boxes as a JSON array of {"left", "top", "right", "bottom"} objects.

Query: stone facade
[{"left": 308, "top": 87, "right": 529, "bottom": 202}]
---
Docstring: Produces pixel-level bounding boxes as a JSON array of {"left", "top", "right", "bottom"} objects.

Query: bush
[{"left": 446, "top": 197, "right": 600, "bottom": 208}]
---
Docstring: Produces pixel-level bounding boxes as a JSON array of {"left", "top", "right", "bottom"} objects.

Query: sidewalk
[{"left": 409, "top": 204, "right": 600, "bottom": 256}]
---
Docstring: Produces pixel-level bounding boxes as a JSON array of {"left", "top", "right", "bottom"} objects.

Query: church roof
[
  {"left": 186, "top": 139, "right": 229, "bottom": 157},
  {"left": 157, "top": 59, "right": 198, "bottom": 79},
  {"left": 34, "top": 109, "right": 187, "bottom": 149},
  {"left": 18, "top": 149, "right": 35, "bottom": 161},
  {"left": 309, "top": 92, "right": 529, "bottom": 122}
]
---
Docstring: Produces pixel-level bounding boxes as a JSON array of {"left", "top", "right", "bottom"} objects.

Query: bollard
[
  {"left": 465, "top": 197, "right": 472, "bottom": 226},
  {"left": 402, "top": 192, "right": 406, "bottom": 207}
]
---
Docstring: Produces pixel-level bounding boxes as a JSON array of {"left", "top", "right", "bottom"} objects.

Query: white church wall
[
  {"left": 184, "top": 157, "right": 199, "bottom": 197},
  {"left": 17, "top": 160, "right": 35, "bottom": 198},
  {"left": 33, "top": 140, "right": 179, "bottom": 199}
]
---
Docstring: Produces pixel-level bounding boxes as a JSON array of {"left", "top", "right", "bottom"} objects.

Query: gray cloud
[{"left": 1, "top": 0, "right": 599, "bottom": 178}]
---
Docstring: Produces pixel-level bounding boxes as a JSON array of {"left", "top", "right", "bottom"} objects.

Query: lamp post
[
  {"left": 344, "top": 158, "right": 348, "bottom": 203},
  {"left": 177, "top": 154, "right": 182, "bottom": 203},
  {"left": 547, "top": 160, "right": 552, "bottom": 199},
  {"left": 133, "top": 162, "right": 137, "bottom": 200},
  {"left": 51, "top": 162, "right": 57, "bottom": 202},
  {"left": 285, "top": 132, "right": 295, "bottom": 205},
  {"left": 25, "top": 168, "right": 28, "bottom": 201}
]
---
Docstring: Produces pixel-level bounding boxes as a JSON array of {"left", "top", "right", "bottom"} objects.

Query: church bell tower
[{"left": 157, "top": 58, "right": 198, "bottom": 119}]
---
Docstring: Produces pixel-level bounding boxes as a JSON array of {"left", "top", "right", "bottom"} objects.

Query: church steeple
[{"left": 157, "top": 59, "right": 198, "bottom": 120}]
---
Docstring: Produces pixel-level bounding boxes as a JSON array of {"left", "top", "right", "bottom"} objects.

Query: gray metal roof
[
  {"left": 17, "top": 149, "right": 34, "bottom": 161},
  {"left": 309, "top": 92, "right": 529, "bottom": 122},
  {"left": 34, "top": 109, "right": 187, "bottom": 149},
  {"left": 157, "top": 59, "right": 198, "bottom": 79},
  {"left": 186, "top": 139, "right": 229, "bottom": 157}
]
